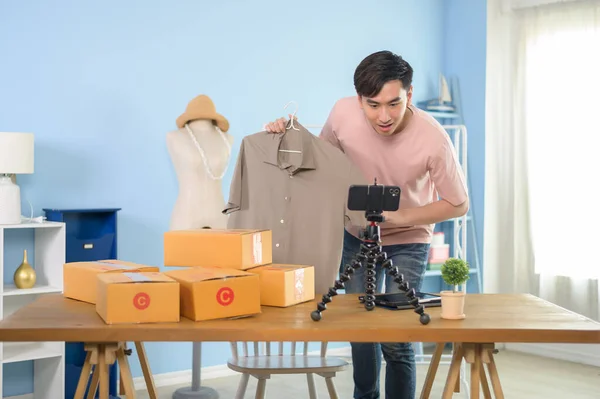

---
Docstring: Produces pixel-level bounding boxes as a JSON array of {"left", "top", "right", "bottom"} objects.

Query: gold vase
[{"left": 14, "top": 250, "right": 36, "bottom": 289}]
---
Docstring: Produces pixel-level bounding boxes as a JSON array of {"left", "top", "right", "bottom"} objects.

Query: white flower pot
[{"left": 440, "top": 290, "right": 466, "bottom": 320}]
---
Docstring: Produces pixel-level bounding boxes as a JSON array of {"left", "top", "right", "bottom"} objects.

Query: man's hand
[{"left": 263, "top": 114, "right": 296, "bottom": 134}]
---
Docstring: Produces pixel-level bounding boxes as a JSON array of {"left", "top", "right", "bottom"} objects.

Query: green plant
[{"left": 441, "top": 258, "right": 470, "bottom": 292}]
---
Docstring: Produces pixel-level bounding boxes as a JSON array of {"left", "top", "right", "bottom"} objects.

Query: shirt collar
[{"left": 263, "top": 122, "right": 316, "bottom": 171}]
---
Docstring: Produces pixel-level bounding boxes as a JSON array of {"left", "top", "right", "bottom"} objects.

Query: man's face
[{"left": 358, "top": 80, "right": 413, "bottom": 136}]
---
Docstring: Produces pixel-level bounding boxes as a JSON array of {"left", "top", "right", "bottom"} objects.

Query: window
[{"left": 523, "top": 3, "right": 600, "bottom": 278}]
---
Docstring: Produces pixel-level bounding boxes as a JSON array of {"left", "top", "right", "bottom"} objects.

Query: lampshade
[{"left": 0, "top": 132, "right": 34, "bottom": 174}]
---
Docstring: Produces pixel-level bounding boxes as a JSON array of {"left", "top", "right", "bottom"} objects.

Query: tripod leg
[
  {"left": 380, "top": 255, "right": 431, "bottom": 325},
  {"left": 310, "top": 242, "right": 372, "bottom": 321},
  {"left": 363, "top": 242, "right": 380, "bottom": 311}
]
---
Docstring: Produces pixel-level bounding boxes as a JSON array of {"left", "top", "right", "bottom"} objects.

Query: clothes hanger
[{"left": 279, "top": 100, "right": 302, "bottom": 154}]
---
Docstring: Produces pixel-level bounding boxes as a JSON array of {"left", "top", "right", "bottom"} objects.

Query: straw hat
[{"left": 176, "top": 95, "right": 230, "bottom": 132}]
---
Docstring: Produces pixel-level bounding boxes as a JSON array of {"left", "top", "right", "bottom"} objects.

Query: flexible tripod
[{"left": 310, "top": 210, "right": 431, "bottom": 325}]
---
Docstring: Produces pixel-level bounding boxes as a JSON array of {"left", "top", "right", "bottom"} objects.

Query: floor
[{"left": 136, "top": 349, "right": 600, "bottom": 398}]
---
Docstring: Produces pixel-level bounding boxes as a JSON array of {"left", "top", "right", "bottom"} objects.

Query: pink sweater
[{"left": 320, "top": 96, "right": 468, "bottom": 246}]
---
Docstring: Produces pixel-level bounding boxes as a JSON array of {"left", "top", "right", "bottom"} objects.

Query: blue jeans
[{"left": 340, "top": 230, "right": 429, "bottom": 399}]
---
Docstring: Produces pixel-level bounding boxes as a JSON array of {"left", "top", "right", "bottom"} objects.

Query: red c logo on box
[
  {"left": 133, "top": 293, "right": 150, "bottom": 310},
  {"left": 216, "top": 287, "right": 234, "bottom": 306}
]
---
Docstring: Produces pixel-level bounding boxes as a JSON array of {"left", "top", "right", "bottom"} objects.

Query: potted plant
[{"left": 440, "top": 257, "right": 470, "bottom": 320}]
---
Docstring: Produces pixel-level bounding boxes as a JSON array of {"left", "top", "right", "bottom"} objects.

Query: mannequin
[
  {"left": 167, "top": 95, "right": 232, "bottom": 399},
  {"left": 167, "top": 119, "right": 233, "bottom": 230}
]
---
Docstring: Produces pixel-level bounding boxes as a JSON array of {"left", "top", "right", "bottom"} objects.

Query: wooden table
[{"left": 1, "top": 293, "right": 599, "bottom": 398}]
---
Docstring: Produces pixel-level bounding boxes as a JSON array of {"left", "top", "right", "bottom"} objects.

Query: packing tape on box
[
  {"left": 94, "top": 261, "right": 138, "bottom": 270},
  {"left": 123, "top": 272, "right": 152, "bottom": 282},
  {"left": 294, "top": 268, "right": 305, "bottom": 301},
  {"left": 252, "top": 232, "right": 262, "bottom": 264}
]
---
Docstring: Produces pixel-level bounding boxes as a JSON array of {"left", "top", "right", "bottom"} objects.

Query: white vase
[{"left": 440, "top": 290, "right": 466, "bottom": 320}]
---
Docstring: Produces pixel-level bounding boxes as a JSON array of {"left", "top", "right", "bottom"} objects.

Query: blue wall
[
  {"left": 0, "top": 0, "right": 451, "bottom": 396},
  {"left": 443, "top": 0, "right": 487, "bottom": 282}
]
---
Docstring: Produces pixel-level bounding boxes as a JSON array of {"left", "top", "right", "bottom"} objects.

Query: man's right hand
[{"left": 263, "top": 114, "right": 296, "bottom": 133}]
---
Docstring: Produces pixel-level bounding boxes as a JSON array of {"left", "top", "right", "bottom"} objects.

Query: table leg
[
  {"left": 435, "top": 343, "right": 504, "bottom": 398},
  {"left": 454, "top": 343, "right": 462, "bottom": 393},
  {"left": 117, "top": 346, "right": 137, "bottom": 398},
  {"left": 98, "top": 344, "right": 109, "bottom": 398},
  {"left": 135, "top": 342, "right": 158, "bottom": 399},
  {"left": 87, "top": 367, "right": 100, "bottom": 399},
  {"left": 486, "top": 348, "right": 505, "bottom": 398},
  {"left": 74, "top": 352, "right": 93, "bottom": 399},
  {"left": 442, "top": 344, "right": 464, "bottom": 399},
  {"left": 419, "top": 343, "right": 445, "bottom": 399},
  {"left": 463, "top": 343, "right": 504, "bottom": 399},
  {"left": 480, "top": 367, "right": 492, "bottom": 399},
  {"left": 120, "top": 371, "right": 126, "bottom": 395},
  {"left": 77, "top": 343, "right": 138, "bottom": 399},
  {"left": 469, "top": 344, "right": 481, "bottom": 398}
]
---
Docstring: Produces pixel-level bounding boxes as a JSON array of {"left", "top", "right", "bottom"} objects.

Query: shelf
[
  {"left": 3, "top": 284, "right": 62, "bottom": 296},
  {"left": 0, "top": 221, "right": 64, "bottom": 229},
  {"left": 425, "top": 268, "right": 478, "bottom": 277},
  {"left": 2, "top": 342, "right": 63, "bottom": 364},
  {"left": 1, "top": 212, "right": 66, "bottom": 398},
  {"left": 422, "top": 110, "right": 460, "bottom": 119}
]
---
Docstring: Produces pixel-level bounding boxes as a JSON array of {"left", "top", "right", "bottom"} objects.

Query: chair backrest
[{"left": 229, "top": 341, "right": 329, "bottom": 360}]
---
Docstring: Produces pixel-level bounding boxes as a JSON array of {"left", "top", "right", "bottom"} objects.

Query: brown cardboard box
[
  {"left": 96, "top": 272, "right": 180, "bottom": 325},
  {"left": 248, "top": 264, "right": 315, "bottom": 307},
  {"left": 164, "top": 267, "right": 261, "bottom": 321},
  {"left": 163, "top": 229, "right": 272, "bottom": 270},
  {"left": 63, "top": 260, "right": 159, "bottom": 304}
]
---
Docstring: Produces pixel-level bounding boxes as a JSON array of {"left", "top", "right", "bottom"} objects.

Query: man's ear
[
  {"left": 407, "top": 85, "right": 414, "bottom": 105},
  {"left": 356, "top": 94, "right": 364, "bottom": 109}
]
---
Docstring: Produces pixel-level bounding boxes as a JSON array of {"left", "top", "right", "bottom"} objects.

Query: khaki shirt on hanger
[{"left": 223, "top": 122, "right": 367, "bottom": 295}]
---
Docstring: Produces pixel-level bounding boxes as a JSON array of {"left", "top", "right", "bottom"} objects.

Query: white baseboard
[
  {"left": 505, "top": 343, "right": 600, "bottom": 367},
  {"left": 132, "top": 346, "right": 352, "bottom": 391}
]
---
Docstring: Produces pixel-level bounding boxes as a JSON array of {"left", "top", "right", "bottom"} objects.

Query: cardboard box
[
  {"left": 248, "top": 264, "right": 315, "bottom": 307},
  {"left": 163, "top": 229, "right": 272, "bottom": 270},
  {"left": 164, "top": 267, "right": 261, "bottom": 321},
  {"left": 63, "top": 260, "right": 159, "bottom": 304},
  {"left": 96, "top": 272, "right": 180, "bottom": 325}
]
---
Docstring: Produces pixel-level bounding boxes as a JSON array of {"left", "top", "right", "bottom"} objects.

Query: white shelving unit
[{"left": 0, "top": 221, "right": 66, "bottom": 399}]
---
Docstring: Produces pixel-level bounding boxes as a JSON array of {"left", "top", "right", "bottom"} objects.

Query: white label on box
[
  {"left": 252, "top": 233, "right": 262, "bottom": 264},
  {"left": 94, "top": 261, "right": 137, "bottom": 270},
  {"left": 294, "top": 268, "right": 305, "bottom": 301},
  {"left": 123, "top": 272, "right": 151, "bottom": 282}
]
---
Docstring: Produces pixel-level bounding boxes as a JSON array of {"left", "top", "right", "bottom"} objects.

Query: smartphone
[{"left": 347, "top": 183, "right": 401, "bottom": 212}]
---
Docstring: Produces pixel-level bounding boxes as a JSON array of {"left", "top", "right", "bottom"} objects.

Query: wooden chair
[{"left": 227, "top": 341, "right": 348, "bottom": 399}]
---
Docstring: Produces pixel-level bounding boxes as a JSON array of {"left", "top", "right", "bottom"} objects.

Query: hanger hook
[{"left": 283, "top": 101, "right": 300, "bottom": 131}]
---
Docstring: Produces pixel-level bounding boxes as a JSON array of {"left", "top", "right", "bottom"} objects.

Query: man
[{"left": 265, "top": 50, "right": 468, "bottom": 399}]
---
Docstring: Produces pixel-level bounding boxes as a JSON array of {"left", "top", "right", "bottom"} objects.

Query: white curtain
[{"left": 485, "top": 0, "right": 600, "bottom": 321}]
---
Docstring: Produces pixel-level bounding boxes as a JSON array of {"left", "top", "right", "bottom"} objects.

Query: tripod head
[{"left": 365, "top": 210, "right": 385, "bottom": 224}]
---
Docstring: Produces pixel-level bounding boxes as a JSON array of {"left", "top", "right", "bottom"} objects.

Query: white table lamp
[{"left": 0, "top": 132, "right": 34, "bottom": 225}]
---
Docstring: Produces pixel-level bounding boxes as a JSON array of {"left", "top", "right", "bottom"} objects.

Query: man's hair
[{"left": 353, "top": 51, "right": 414, "bottom": 98}]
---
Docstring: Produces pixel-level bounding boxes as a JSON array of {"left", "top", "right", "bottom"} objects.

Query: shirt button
[
  {"left": 289, "top": 175, "right": 293, "bottom": 179},
  {"left": 280, "top": 219, "right": 284, "bottom": 223},
  {"left": 284, "top": 196, "right": 289, "bottom": 200},
  {"left": 275, "top": 243, "right": 280, "bottom": 248}
]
